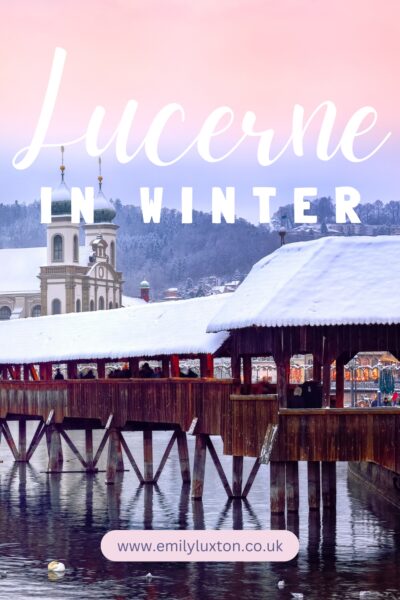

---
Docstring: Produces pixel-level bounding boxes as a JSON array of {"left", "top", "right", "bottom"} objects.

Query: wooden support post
[
  {"left": 23, "top": 365, "right": 31, "bottom": 381},
  {"left": 243, "top": 458, "right": 261, "bottom": 498},
  {"left": 231, "top": 355, "right": 241, "bottom": 380},
  {"left": 143, "top": 430, "right": 154, "bottom": 482},
  {"left": 270, "top": 461, "right": 286, "bottom": 514},
  {"left": 170, "top": 355, "right": 180, "bottom": 377},
  {"left": 275, "top": 354, "right": 290, "bottom": 408},
  {"left": 118, "top": 432, "right": 144, "bottom": 482},
  {"left": 322, "top": 355, "right": 332, "bottom": 408},
  {"left": 205, "top": 436, "right": 233, "bottom": 497},
  {"left": 116, "top": 434, "right": 124, "bottom": 472},
  {"left": 59, "top": 429, "right": 88, "bottom": 469},
  {"left": 67, "top": 361, "right": 78, "bottom": 379},
  {"left": 97, "top": 359, "right": 106, "bottom": 379},
  {"left": 40, "top": 363, "right": 52, "bottom": 381},
  {"left": 1, "top": 365, "right": 8, "bottom": 380},
  {"left": 308, "top": 461, "right": 321, "bottom": 510},
  {"left": 30, "top": 365, "right": 39, "bottom": 381},
  {"left": 242, "top": 356, "right": 252, "bottom": 386},
  {"left": 85, "top": 429, "right": 96, "bottom": 471},
  {"left": 161, "top": 358, "right": 170, "bottom": 378},
  {"left": 154, "top": 431, "right": 177, "bottom": 483},
  {"left": 321, "top": 462, "right": 336, "bottom": 509},
  {"left": 129, "top": 358, "right": 140, "bottom": 377},
  {"left": 313, "top": 355, "right": 322, "bottom": 383},
  {"left": 232, "top": 456, "right": 244, "bottom": 498},
  {"left": 200, "top": 354, "right": 214, "bottom": 378},
  {"left": 26, "top": 421, "right": 46, "bottom": 462},
  {"left": 176, "top": 430, "right": 191, "bottom": 483},
  {"left": 18, "top": 418, "right": 27, "bottom": 462},
  {"left": 1, "top": 421, "right": 20, "bottom": 460},
  {"left": 47, "top": 426, "right": 64, "bottom": 472},
  {"left": 105, "top": 428, "right": 119, "bottom": 484},
  {"left": 286, "top": 461, "right": 299, "bottom": 512},
  {"left": 14, "top": 365, "right": 21, "bottom": 380},
  {"left": 191, "top": 434, "right": 207, "bottom": 500},
  {"left": 335, "top": 354, "right": 345, "bottom": 408}
]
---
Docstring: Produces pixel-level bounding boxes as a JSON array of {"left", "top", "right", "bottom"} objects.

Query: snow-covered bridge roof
[
  {"left": 0, "top": 295, "right": 229, "bottom": 364},
  {"left": 207, "top": 236, "right": 400, "bottom": 331}
]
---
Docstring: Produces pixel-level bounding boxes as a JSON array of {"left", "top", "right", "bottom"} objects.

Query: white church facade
[{"left": 0, "top": 157, "right": 130, "bottom": 320}]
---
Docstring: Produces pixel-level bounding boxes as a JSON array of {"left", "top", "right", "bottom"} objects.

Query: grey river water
[{"left": 0, "top": 425, "right": 399, "bottom": 600}]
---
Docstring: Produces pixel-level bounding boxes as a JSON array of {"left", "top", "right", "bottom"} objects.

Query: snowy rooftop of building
[
  {"left": 207, "top": 236, "right": 400, "bottom": 331},
  {"left": 121, "top": 295, "right": 146, "bottom": 307},
  {"left": 0, "top": 294, "right": 229, "bottom": 364},
  {"left": 0, "top": 246, "right": 91, "bottom": 294}
]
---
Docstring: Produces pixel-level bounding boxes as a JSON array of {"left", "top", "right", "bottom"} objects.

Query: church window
[
  {"left": 90, "top": 300, "right": 95, "bottom": 311},
  {"left": 99, "top": 296, "right": 105, "bottom": 310},
  {"left": 31, "top": 305, "right": 41, "bottom": 318},
  {"left": 0, "top": 306, "right": 11, "bottom": 320},
  {"left": 109, "top": 301, "right": 113, "bottom": 309},
  {"left": 52, "top": 298, "right": 61, "bottom": 315},
  {"left": 76, "top": 299, "right": 81, "bottom": 312},
  {"left": 73, "top": 235, "right": 79, "bottom": 262},
  {"left": 110, "top": 241, "right": 115, "bottom": 267},
  {"left": 52, "top": 235, "right": 63, "bottom": 262}
]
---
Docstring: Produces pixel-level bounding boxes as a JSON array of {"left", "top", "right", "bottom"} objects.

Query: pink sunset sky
[{"left": 1, "top": 0, "right": 399, "bottom": 220}]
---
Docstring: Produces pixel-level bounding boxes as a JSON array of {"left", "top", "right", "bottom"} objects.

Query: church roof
[
  {"left": 0, "top": 294, "right": 229, "bottom": 363},
  {"left": 0, "top": 246, "right": 91, "bottom": 294}
]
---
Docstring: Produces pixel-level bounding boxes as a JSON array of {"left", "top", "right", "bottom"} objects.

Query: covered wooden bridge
[{"left": 0, "top": 236, "right": 400, "bottom": 514}]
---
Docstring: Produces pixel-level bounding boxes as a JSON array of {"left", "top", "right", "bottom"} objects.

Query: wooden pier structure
[{"left": 1, "top": 236, "right": 400, "bottom": 515}]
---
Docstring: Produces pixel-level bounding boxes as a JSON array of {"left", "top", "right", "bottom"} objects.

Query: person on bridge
[{"left": 54, "top": 368, "right": 64, "bottom": 380}]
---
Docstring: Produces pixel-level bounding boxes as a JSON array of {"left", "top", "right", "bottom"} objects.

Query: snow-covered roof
[
  {"left": 121, "top": 295, "right": 146, "bottom": 307},
  {"left": 0, "top": 246, "right": 91, "bottom": 294},
  {"left": 207, "top": 236, "right": 400, "bottom": 331},
  {"left": 0, "top": 294, "right": 229, "bottom": 364},
  {"left": 0, "top": 247, "right": 44, "bottom": 293}
]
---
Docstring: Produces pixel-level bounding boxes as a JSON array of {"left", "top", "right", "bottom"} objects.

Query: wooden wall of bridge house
[
  {"left": 0, "top": 379, "right": 240, "bottom": 431},
  {"left": 225, "top": 401, "right": 400, "bottom": 474},
  {"left": 230, "top": 324, "right": 400, "bottom": 360},
  {"left": 223, "top": 394, "right": 279, "bottom": 456}
]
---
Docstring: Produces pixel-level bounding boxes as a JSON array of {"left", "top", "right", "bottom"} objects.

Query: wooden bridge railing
[{"left": 0, "top": 378, "right": 240, "bottom": 431}]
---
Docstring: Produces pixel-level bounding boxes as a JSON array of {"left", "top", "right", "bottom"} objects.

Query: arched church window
[
  {"left": 76, "top": 299, "right": 81, "bottom": 312},
  {"left": 0, "top": 306, "right": 11, "bottom": 320},
  {"left": 73, "top": 235, "right": 79, "bottom": 263},
  {"left": 99, "top": 296, "right": 105, "bottom": 310},
  {"left": 109, "top": 301, "right": 113, "bottom": 309},
  {"left": 90, "top": 300, "right": 95, "bottom": 311},
  {"left": 52, "top": 299, "right": 61, "bottom": 315},
  {"left": 31, "top": 305, "right": 41, "bottom": 318},
  {"left": 110, "top": 241, "right": 115, "bottom": 267},
  {"left": 52, "top": 235, "right": 63, "bottom": 262}
]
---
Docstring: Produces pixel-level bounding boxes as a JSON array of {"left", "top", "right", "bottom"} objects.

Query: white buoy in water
[
  {"left": 277, "top": 580, "right": 285, "bottom": 589},
  {"left": 291, "top": 594, "right": 304, "bottom": 599},
  {"left": 145, "top": 572, "right": 153, "bottom": 581},
  {"left": 48, "top": 561, "right": 66, "bottom": 573}
]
